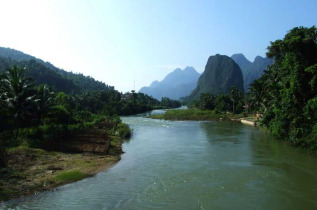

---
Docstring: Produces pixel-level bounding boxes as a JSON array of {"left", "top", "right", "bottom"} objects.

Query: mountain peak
[
  {"left": 150, "top": 80, "right": 159, "bottom": 87},
  {"left": 231, "top": 53, "right": 251, "bottom": 66},
  {"left": 172, "top": 68, "right": 182, "bottom": 73},
  {"left": 139, "top": 66, "right": 200, "bottom": 100},
  {"left": 183, "top": 66, "right": 195, "bottom": 72},
  {"left": 231, "top": 53, "right": 247, "bottom": 59},
  {"left": 253, "top": 55, "right": 265, "bottom": 62},
  {"left": 186, "top": 54, "right": 244, "bottom": 100},
  {"left": 232, "top": 54, "right": 272, "bottom": 91}
]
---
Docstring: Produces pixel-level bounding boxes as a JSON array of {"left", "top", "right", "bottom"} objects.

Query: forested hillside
[
  {"left": 0, "top": 47, "right": 112, "bottom": 93},
  {"left": 0, "top": 48, "right": 182, "bottom": 167},
  {"left": 248, "top": 26, "right": 317, "bottom": 148}
]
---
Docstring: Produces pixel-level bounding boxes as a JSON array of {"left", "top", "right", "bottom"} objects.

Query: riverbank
[
  {"left": 0, "top": 120, "right": 130, "bottom": 202},
  {"left": 148, "top": 109, "right": 230, "bottom": 121},
  {"left": 148, "top": 109, "right": 261, "bottom": 126},
  {"left": 4, "top": 115, "right": 317, "bottom": 209},
  {"left": 0, "top": 145, "right": 122, "bottom": 202},
  {"left": 240, "top": 118, "right": 258, "bottom": 126}
]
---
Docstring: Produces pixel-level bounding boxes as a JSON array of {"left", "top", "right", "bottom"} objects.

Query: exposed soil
[{"left": 0, "top": 147, "right": 121, "bottom": 202}]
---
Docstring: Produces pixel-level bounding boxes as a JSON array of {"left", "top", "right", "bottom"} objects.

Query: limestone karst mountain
[
  {"left": 139, "top": 66, "right": 200, "bottom": 100},
  {"left": 231, "top": 53, "right": 272, "bottom": 91},
  {"left": 186, "top": 54, "right": 244, "bottom": 101}
]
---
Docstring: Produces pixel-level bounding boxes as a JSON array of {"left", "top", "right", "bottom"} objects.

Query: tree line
[
  {"left": 247, "top": 26, "right": 317, "bottom": 148},
  {"left": 0, "top": 66, "right": 181, "bottom": 166},
  {"left": 191, "top": 26, "right": 317, "bottom": 149},
  {"left": 188, "top": 86, "right": 245, "bottom": 114}
]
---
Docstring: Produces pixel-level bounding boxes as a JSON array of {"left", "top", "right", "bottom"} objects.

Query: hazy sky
[{"left": 0, "top": 0, "right": 316, "bottom": 92}]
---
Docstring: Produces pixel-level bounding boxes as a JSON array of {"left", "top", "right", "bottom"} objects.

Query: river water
[{"left": 2, "top": 111, "right": 317, "bottom": 209}]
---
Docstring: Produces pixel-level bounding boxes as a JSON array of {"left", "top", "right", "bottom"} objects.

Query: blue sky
[{"left": 0, "top": 0, "right": 316, "bottom": 92}]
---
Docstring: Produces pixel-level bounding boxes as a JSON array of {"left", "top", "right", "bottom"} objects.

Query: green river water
[{"left": 2, "top": 110, "right": 317, "bottom": 209}]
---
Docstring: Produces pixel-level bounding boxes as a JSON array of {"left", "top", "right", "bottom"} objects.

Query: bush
[{"left": 116, "top": 123, "right": 131, "bottom": 139}]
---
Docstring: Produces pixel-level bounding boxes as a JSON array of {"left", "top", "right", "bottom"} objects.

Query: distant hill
[
  {"left": 231, "top": 53, "right": 272, "bottom": 91},
  {"left": 0, "top": 47, "right": 113, "bottom": 93},
  {"left": 139, "top": 66, "right": 200, "bottom": 100},
  {"left": 185, "top": 54, "right": 244, "bottom": 101}
]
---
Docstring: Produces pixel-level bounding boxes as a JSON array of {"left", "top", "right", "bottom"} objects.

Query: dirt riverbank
[{"left": 0, "top": 146, "right": 121, "bottom": 202}]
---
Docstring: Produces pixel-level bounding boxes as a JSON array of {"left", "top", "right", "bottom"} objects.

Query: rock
[{"left": 186, "top": 54, "right": 244, "bottom": 100}]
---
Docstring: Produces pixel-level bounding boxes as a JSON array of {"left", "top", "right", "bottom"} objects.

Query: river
[{"left": 2, "top": 111, "right": 317, "bottom": 209}]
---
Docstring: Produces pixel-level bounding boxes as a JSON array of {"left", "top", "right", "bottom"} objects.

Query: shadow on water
[
  {"left": 248, "top": 128, "right": 317, "bottom": 209},
  {"left": 200, "top": 121, "right": 317, "bottom": 209},
  {"left": 200, "top": 121, "right": 246, "bottom": 144}
]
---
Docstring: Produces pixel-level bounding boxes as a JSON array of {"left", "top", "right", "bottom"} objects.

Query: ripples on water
[{"left": 2, "top": 112, "right": 317, "bottom": 209}]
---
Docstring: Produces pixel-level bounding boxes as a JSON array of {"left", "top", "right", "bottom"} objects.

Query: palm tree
[
  {"left": 248, "top": 79, "right": 263, "bottom": 112},
  {"left": 34, "top": 84, "right": 55, "bottom": 125},
  {"left": 0, "top": 66, "right": 35, "bottom": 137},
  {"left": 230, "top": 86, "right": 241, "bottom": 114}
]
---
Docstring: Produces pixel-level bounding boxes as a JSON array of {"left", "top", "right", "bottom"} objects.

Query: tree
[
  {"left": 199, "top": 93, "right": 215, "bottom": 110},
  {"left": 250, "top": 26, "right": 317, "bottom": 143},
  {"left": 230, "top": 86, "right": 242, "bottom": 114},
  {"left": 0, "top": 66, "right": 35, "bottom": 137},
  {"left": 34, "top": 84, "right": 55, "bottom": 125},
  {"left": 214, "top": 94, "right": 231, "bottom": 112}
]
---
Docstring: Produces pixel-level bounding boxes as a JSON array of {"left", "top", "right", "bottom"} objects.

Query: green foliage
[
  {"left": 189, "top": 91, "right": 245, "bottom": 114},
  {"left": 116, "top": 123, "right": 131, "bottom": 139},
  {"left": 198, "top": 93, "right": 215, "bottom": 110},
  {"left": 0, "top": 58, "right": 80, "bottom": 93},
  {"left": 53, "top": 170, "right": 87, "bottom": 182},
  {"left": 214, "top": 94, "right": 232, "bottom": 113},
  {"left": 73, "top": 110, "right": 92, "bottom": 124},
  {"left": 34, "top": 84, "right": 55, "bottom": 124},
  {"left": 230, "top": 86, "right": 243, "bottom": 114},
  {"left": 0, "top": 65, "right": 168, "bottom": 152},
  {"left": 150, "top": 109, "right": 226, "bottom": 121},
  {"left": 160, "top": 97, "right": 182, "bottom": 109},
  {"left": 0, "top": 66, "right": 35, "bottom": 128},
  {"left": 48, "top": 105, "right": 72, "bottom": 124},
  {"left": 249, "top": 26, "right": 317, "bottom": 148},
  {"left": 0, "top": 47, "right": 114, "bottom": 93}
]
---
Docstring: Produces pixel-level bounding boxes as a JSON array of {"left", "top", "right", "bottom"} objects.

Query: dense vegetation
[
  {"left": 188, "top": 86, "right": 245, "bottom": 114},
  {"left": 182, "top": 27, "right": 317, "bottom": 150},
  {"left": 149, "top": 109, "right": 229, "bottom": 121},
  {"left": 0, "top": 47, "right": 114, "bottom": 93},
  {"left": 150, "top": 86, "right": 246, "bottom": 121},
  {"left": 247, "top": 26, "right": 317, "bottom": 149},
  {"left": 0, "top": 57, "right": 111, "bottom": 94},
  {"left": 0, "top": 64, "right": 180, "bottom": 167}
]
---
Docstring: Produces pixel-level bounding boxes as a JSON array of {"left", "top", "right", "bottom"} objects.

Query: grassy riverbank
[
  {"left": 149, "top": 109, "right": 233, "bottom": 121},
  {"left": 0, "top": 121, "right": 130, "bottom": 202}
]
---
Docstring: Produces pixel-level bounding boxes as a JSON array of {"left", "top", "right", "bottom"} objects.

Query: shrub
[{"left": 116, "top": 123, "right": 131, "bottom": 139}]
